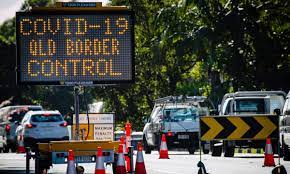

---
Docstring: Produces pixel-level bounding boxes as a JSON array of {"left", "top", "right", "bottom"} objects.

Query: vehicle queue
[{"left": 0, "top": 90, "right": 289, "bottom": 162}]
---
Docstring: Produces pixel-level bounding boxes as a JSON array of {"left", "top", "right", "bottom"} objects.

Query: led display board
[{"left": 16, "top": 10, "right": 134, "bottom": 85}]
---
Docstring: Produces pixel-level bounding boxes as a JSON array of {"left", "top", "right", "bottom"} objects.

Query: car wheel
[
  {"left": 283, "top": 144, "right": 290, "bottom": 161},
  {"left": 202, "top": 145, "right": 210, "bottom": 154},
  {"left": 272, "top": 140, "right": 279, "bottom": 154},
  {"left": 224, "top": 146, "right": 235, "bottom": 157},
  {"left": 0, "top": 148, "right": 3, "bottom": 153},
  {"left": 212, "top": 145, "right": 222, "bottom": 157},
  {"left": 11, "top": 146, "right": 17, "bottom": 153},
  {"left": 143, "top": 137, "right": 151, "bottom": 154},
  {"left": 3, "top": 146, "right": 9, "bottom": 153},
  {"left": 188, "top": 146, "right": 195, "bottom": 154}
]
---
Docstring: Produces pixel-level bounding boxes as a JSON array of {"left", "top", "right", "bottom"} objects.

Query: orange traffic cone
[
  {"left": 95, "top": 147, "right": 105, "bottom": 174},
  {"left": 66, "top": 149, "right": 77, "bottom": 174},
  {"left": 135, "top": 142, "right": 147, "bottom": 174},
  {"left": 120, "top": 136, "right": 127, "bottom": 154},
  {"left": 159, "top": 134, "right": 169, "bottom": 159},
  {"left": 263, "top": 138, "right": 275, "bottom": 167},
  {"left": 120, "top": 136, "right": 130, "bottom": 173},
  {"left": 17, "top": 135, "right": 25, "bottom": 153},
  {"left": 116, "top": 144, "right": 126, "bottom": 174}
]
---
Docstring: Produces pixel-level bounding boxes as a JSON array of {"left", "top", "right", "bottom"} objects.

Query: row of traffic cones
[
  {"left": 66, "top": 143, "right": 147, "bottom": 174},
  {"left": 67, "top": 136, "right": 283, "bottom": 173}
]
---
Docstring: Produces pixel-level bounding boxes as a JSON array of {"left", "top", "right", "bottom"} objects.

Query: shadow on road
[
  {"left": 0, "top": 170, "right": 34, "bottom": 174},
  {"left": 233, "top": 156, "right": 264, "bottom": 158}
]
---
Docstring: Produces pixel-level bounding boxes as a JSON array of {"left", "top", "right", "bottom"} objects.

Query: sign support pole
[{"left": 74, "top": 86, "right": 80, "bottom": 140}]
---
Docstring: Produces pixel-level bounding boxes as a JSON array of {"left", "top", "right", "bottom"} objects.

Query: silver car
[{"left": 15, "top": 110, "right": 69, "bottom": 150}]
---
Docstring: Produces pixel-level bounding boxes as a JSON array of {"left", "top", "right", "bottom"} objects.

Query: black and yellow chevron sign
[{"left": 200, "top": 115, "right": 278, "bottom": 141}]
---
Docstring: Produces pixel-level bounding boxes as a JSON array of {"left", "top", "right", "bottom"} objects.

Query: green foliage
[{"left": 0, "top": 0, "right": 289, "bottom": 130}]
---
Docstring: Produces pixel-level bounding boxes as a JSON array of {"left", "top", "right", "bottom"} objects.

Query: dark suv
[{"left": 0, "top": 105, "right": 42, "bottom": 152}]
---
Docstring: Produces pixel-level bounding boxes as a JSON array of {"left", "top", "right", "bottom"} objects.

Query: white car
[
  {"left": 281, "top": 91, "right": 290, "bottom": 161},
  {"left": 15, "top": 110, "right": 69, "bottom": 150}
]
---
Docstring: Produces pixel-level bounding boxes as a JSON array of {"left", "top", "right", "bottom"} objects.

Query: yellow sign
[
  {"left": 200, "top": 115, "right": 278, "bottom": 141},
  {"left": 72, "top": 124, "right": 94, "bottom": 140}
]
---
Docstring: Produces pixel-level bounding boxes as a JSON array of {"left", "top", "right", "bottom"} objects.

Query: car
[
  {"left": 143, "top": 96, "right": 214, "bottom": 154},
  {"left": 131, "top": 131, "right": 143, "bottom": 150},
  {"left": 114, "top": 130, "right": 125, "bottom": 141},
  {"left": 212, "top": 91, "right": 286, "bottom": 157},
  {"left": 15, "top": 110, "right": 69, "bottom": 151},
  {"left": 281, "top": 91, "right": 290, "bottom": 161},
  {"left": 0, "top": 105, "right": 43, "bottom": 152}
]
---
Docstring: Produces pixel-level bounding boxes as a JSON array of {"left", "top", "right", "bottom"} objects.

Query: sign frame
[
  {"left": 72, "top": 113, "right": 115, "bottom": 141},
  {"left": 16, "top": 10, "right": 135, "bottom": 86},
  {"left": 200, "top": 114, "right": 279, "bottom": 141}
]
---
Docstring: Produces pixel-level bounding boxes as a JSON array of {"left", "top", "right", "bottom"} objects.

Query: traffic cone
[
  {"left": 66, "top": 149, "right": 77, "bottom": 174},
  {"left": 263, "top": 138, "right": 275, "bottom": 167},
  {"left": 116, "top": 144, "right": 126, "bottom": 174},
  {"left": 120, "top": 135, "right": 130, "bottom": 173},
  {"left": 159, "top": 134, "right": 169, "bottom": 159},
  {"left": 17, "top": 135, "right": 25, "bottom": 153},
  {"left": 120, "top": 136, "right": 126, "bottom": 154},
  {"left": 95, "top": 147, "right": 105, "bottom": 174},
  {"left": 135, "top": 142, "right": 147, "bottom": 174}
]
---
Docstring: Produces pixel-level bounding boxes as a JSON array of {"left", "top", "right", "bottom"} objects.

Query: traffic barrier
[
  {"left": 159, "top": 134, "right": 169, "bottom": 159},
  {"left": 125, "top": 121, "right": 131, "bottom": 172},
  {"left": 66, "top": 149, "right": 77, "bottom": 174},
  {"left": 135, "top": 142, "right": 147, "bottom": 174},
  {"left": 263, "top": 138, "right": 276, "bottom": 167},
  {"left": 116, "top": 144, "right": 126, "bottom": 174},
  {"left": 17, "top": 135, "right": 25, "bottom": 153},
  {"left": 95, "top": 147, "right": 105, "bottom": 174}
]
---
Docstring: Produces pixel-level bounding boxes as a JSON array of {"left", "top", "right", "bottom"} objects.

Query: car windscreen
[
  {"left": 28, "top": 106, "right": 43, "bottom": 111},
  {"left": 283, "top": 98, "right": 290, "bottom": 115},
  {"left": 9, "top": 110, "right": 27, "bottom": 122},
  {"left": 234, "top": 99, "right": 265, "bottom": 113},
  {"left": 162, "top": 107, "right": 198, "bottom": 122},
  {"left": 31, "top": 114, "right": 63, "bottom": 122}
]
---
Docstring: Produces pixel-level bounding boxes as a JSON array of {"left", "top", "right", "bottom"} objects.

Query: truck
[
  {"left": 143, "top": 96, "right": 214, "bottom": 154},
  {"left": 281, "top": 91, "right": 290, "bottom": 161},
  {"left": 211, "top": 91, "right": 286, "bottom": 157}
]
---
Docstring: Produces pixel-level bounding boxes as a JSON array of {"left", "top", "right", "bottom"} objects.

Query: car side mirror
[
  {"left": 209, "top": 109, "right": 218, "bottom": 116},
  {"left": 143, "top": 117, "right": 148, "bottom": 124},
  {"left": 274, "top": 108, "right": 281, "bottom": 116},
  {"left": 285, "top": 110, "right": 290, "bottom": 115}
]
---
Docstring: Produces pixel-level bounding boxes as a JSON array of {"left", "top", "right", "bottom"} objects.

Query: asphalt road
[{"left": 0, "top": 151, "right": 289, "bottom": 174}]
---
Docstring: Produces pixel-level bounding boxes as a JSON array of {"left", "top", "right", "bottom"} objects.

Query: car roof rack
[{"left": 154, "top": 96, "right": 207, "bottom": 105}]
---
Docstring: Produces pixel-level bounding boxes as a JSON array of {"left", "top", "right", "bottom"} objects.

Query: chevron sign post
[{"left": 200, "top": 115, "right": 279, "bottom": 141}]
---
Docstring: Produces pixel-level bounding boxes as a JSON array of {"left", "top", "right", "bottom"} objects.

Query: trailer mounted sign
[{"left": 16, "top": 10, "right": 134, "bottom": 85}]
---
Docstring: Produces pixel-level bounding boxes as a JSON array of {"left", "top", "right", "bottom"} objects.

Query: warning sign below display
[
  {"left": 94, "top": 124, "right": 114, "bottom": 141},
  {"left": 72, "top": 113, "right": 114, "bottom": 141}
]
